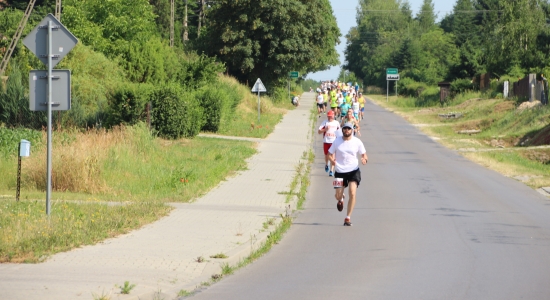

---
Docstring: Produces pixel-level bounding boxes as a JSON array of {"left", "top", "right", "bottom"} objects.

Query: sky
[{"left": 307, "top": 0, "right": 457, "bottom": 81}]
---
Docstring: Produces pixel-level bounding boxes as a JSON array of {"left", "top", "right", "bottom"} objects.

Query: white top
[
  {"left": 337, "top": 96, "right": 344, "bottom": 106},
  {"left": 317, "top": 95, "right": 325, "bottom": 104},
  {"left": 352, "top": 101, "right": 360, "bottom": 113},
  {"left": 328, "top": 136, "right": 366, "bottom": 173},
  {"left": 319, "top": 120, "right": 341, "bottom": 144}
]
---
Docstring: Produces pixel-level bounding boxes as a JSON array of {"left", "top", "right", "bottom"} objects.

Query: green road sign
[
  {"left": 289, "top": 71, "right": 299, "bottom": 78},
  {"left": 386, "top": 68, "right": 398, "bottom": 75}
]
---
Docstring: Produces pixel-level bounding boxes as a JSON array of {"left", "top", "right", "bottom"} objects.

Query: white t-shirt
[
  {"left": 352, "top": 101, "right": 360, "bottom": 113},
  {"left": 319, "top": 120, "right": 340, "bottom": 144},
  {"left": 337, "top": 96, "right": 344, "bottom": 106},
  {"left": 317, "top": 95, "right": 324, "bottom": 104},
  {"left": 328, "top": 136, "right": 366, "bottom": 173}
]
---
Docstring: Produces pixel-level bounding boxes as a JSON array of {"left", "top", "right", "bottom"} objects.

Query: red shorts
[{"left": 323, "top": 143, "right": 332, "bottom": 155}]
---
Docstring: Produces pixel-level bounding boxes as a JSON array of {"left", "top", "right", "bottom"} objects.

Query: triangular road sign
[{"left": 251, "top": 78, "right": 267, "bottom": 92}]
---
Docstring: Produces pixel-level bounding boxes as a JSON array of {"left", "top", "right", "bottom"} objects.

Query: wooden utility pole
[
  {"left": 170, "top": 0, "right": 174, "bottom": 47},
  {"left": 55, "top": 0, "right": 61, "bottom": 20},
  {"left": 183, "top": 0, "right": 188, "bottom": 42}
]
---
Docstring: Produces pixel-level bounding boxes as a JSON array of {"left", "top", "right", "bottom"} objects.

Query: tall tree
[
  {"left": 200, "top": 0, "right": 339, "bottom": 86},
  {"left": 344, "top": 0, "right": 411, "bottom": 86},
  {"left": 481, "top": 0, "right": 546, "bottom": 75},
  {"left": 417, "top": 0, "right": 436, "bottom": 32},
  {"left": 447, "top": 0, "right": 483, "bottom": 79}
]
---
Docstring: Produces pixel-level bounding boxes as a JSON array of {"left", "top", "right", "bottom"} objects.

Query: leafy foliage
[
  {"left": 150, "top": 84, "right": 204, "bottom": 139},
  {"left": 0, "top": 127, "right": 42, "bottom": 158},
  {"left": 0, "top": 62, "right": 46, "bottom": 129},
  {"left": 105, "top": 83, "right": 155, "bottom": 128},
  {"left": 345, "top": 0, "right": 550, "bottom": 96},
  {"left": 199, "top": 0, "right": 340, "bottom": 87},
  {"left": 198, "top": 81, "right": 241, "bottom": 132}
]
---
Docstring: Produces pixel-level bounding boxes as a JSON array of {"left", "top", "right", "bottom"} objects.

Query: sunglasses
[{"left": 342, "top": 127, "right": 352, "bottom": 131}]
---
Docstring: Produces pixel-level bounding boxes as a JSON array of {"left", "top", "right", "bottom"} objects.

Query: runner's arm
[{"left": 361, "top": 153, "right": 368, "bottom": 165}]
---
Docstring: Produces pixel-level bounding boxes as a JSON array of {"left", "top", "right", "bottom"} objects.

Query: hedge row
[{"left": 106, "top": 78, "right": 243, "bottom": 139}]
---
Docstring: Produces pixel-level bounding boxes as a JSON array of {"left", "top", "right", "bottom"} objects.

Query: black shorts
[
  {"left": 334, "top": 168, "right": 361, "bottom": 188},
  {"left": 317, "top": 103, "right": 324, "bottom": 109}
]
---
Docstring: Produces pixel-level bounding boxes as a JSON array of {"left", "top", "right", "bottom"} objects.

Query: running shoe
[
  {"left": 329, "top": 171, "right": 333, "bottom": 177},
  {"left": 344, "top": 217, "right": 352, "bottom": 226},
  {"left": 325, "top": 165, "right": 329, "bottom": 172},
  {"left": 337, "top": 200, "right": 343, "bottom": 212}
]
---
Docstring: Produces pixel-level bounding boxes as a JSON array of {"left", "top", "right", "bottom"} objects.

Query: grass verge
[{"left": 0, "top": 200, "right": 170, "bottom": 263}]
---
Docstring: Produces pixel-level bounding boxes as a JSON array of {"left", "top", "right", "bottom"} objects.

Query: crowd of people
[{"left": 316, "top": 80, "right": 368, "bottom": 227}]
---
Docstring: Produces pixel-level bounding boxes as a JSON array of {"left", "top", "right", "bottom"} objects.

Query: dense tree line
[{"left": 344, "top": 0, "right": 550, "bottom": 89}]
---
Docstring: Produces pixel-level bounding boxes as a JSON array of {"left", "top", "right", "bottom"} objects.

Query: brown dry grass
[
  {"left": 23, "top": 127, "right": 132, "bottom": 194},
  {"left": 494, "top": 101, "right": 516, "bottom": 113}
]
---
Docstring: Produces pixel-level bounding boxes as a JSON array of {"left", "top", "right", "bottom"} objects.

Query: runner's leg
[
  {"left": 346, "top": 181, "right": 358, "bottom": 218},
  {"left": 335, "top": 186, "right": 344, "bottom": 202}
]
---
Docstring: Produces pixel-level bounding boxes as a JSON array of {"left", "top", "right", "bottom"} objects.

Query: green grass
[
  {"left": 0, "top": 112, "right": 269, "bottom": 263},
  {"left": 214, "top": 76, "right": 295, "bottom": 138},
  {"left": 101, "top": 136, "right": 256, "bottom": 202},
  {"left": 0, "top": 199, "right": 170, "bottom": 263}
]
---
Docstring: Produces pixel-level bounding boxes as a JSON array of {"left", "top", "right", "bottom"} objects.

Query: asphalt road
[{"left": 188, "top": 99, "right": 550, "bottom": 300}]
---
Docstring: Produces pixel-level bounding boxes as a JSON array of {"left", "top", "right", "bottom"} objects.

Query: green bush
[
  {"left": 177, "top": 54, "right": 225, "bottom": 90},
  {"left": 269, "top": 86, "right": 289, "bottom": 104},
  {"left": 198, "top": 80, "right": 241, "bottom": 132},
  {"left": 57, "top": 44, "right": 127, "bottom": 128},
  {"left": 151, "top": 84, "right": 204, "bottom": 139},
  {"left": 0, "top": 62, "right": 46, "bottom": 129},
  {"left": 450, "top": 78, "right": 474, "bottom": 95},
  {"left": 398, "top": 77, "right": 428, "bottom": 98},
  {"left": 105, "top": 83, "right": 154, "bottom": 127},
  {"left": 416, "top": 86, "right": 440, "bottom": 107},
  {"left": 0, "top": 127, "right": 42, "bottom": 158}
]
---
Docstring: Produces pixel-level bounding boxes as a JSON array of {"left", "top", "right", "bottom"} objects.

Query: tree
[
  {"left": 199, "top": 0, "right": 339, "bottom": 87},
  {"left": 481, "top": 0, "right": 546, "bottom": 75},
  {"left": 62, "top": 0, "right": 157, "bottom": 55},
  {"left": 344, "top": 0, "right": 411, "bottom": 86},
  {"left": 446, "top": 0, "right": 483, "bottom": 79},
  {"left": 416, "top": 0, "right": 436, "bottom": 33}
]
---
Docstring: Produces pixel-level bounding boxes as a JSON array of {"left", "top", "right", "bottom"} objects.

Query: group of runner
[{"left": 316, "top": 80, "right": 368, "bottom": 227}]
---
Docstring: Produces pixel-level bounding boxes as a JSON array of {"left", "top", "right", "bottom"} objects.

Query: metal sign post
[
  {"left": 46, "top": 20, "right": 53, "bottom": 215},
  {"left": 251, "top": 78, "right": 267, "bottom": 122},
  {"left": 289, "top": 72, "right": 298, "bottom": 104},
  {"left": 386, "top": 68, "right": 399, "bottom": 102},
  {"left": 23, "top": 14, "right": 77, "bottom": 215}
]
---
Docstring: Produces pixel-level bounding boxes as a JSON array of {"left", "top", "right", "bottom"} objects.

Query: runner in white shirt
[
  {"left": 318, "top": 110, "right": 341, "bottom": 177},
  {"left": 316, "top": 91, "right": 325, "bottom": 117},
  {"left": 328, "top": 122, "right": 368, "bottom": 226}
]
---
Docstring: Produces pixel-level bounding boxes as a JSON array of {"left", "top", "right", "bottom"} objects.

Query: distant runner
[{"left": 318, "top": 110, "right": 341, "bottom": 177}]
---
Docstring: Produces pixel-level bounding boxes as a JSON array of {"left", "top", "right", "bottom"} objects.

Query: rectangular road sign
[
  {"left": 387, "top": 74, "right": 400, "bottom": 81},
  {"left": 29, "top": 70, "right": 71, "bottom": 111},
  {"left": 289, "top": 71, "right": 299, "bottom": 78},
  {"left": 386, "top": 68, "right": 398, "bottom": 75}
]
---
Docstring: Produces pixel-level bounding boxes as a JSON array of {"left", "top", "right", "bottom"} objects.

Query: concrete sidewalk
[{"left": 0, "top": 93, "right": 315, "bottom": 300}]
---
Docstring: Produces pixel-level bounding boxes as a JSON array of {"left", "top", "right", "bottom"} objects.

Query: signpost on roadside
[
  {"left": 289, "top": 71, "right": 299, "bottom": 101},
  {"left": 23, "top": 14, "right": 78, "bottom": 216},
  {"left": 386, "top": 68, "right": 399, "bottom": 102},
  {"left": 251, "top": 78, "right": 267, "bottom": 123}
]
